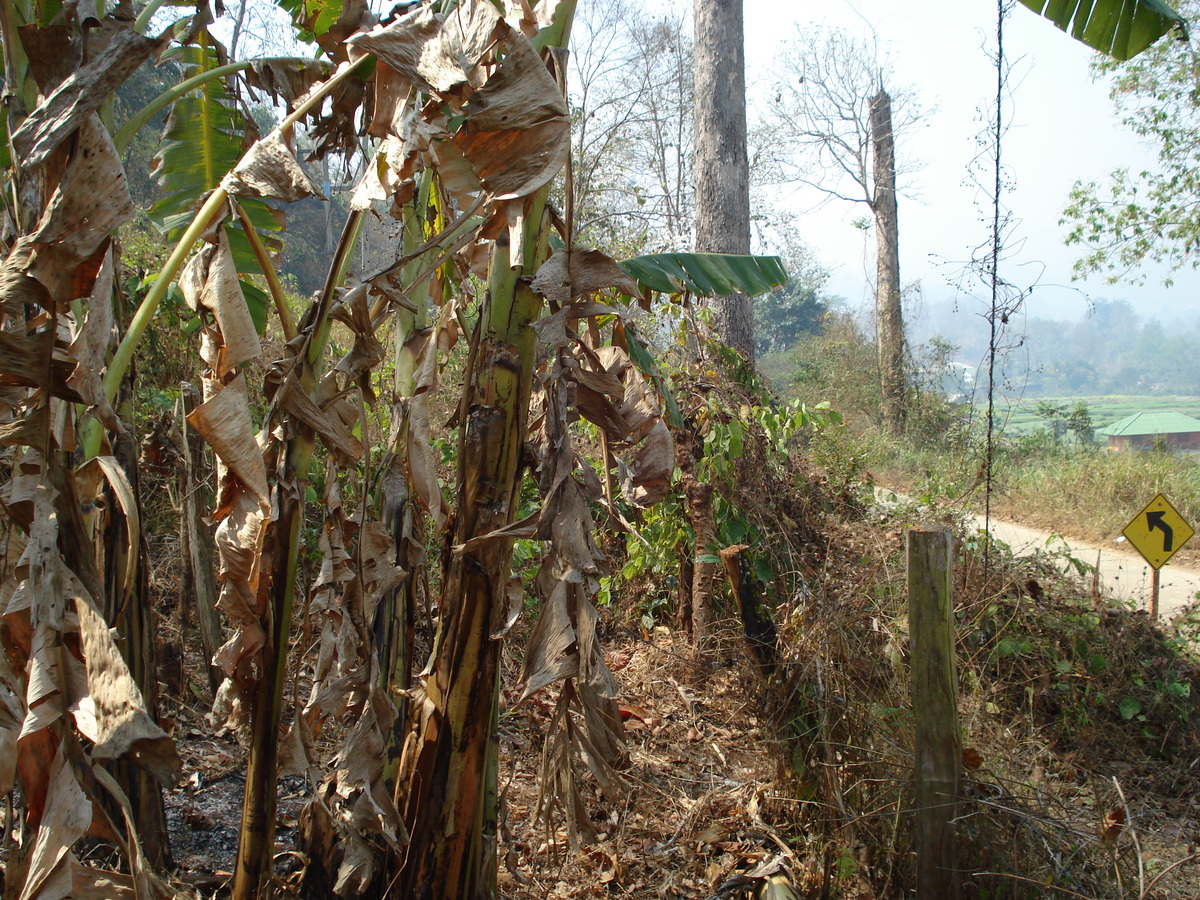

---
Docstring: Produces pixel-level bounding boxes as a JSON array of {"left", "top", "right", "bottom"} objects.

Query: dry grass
[
  {"left": 494, "top": 370, "right": 1200, "bottom": 900},
  {"left": 492, "top": 533, "right": 1200, "bottom": 899}
]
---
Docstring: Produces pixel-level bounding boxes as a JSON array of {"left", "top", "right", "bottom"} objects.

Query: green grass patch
[{"left": 989, "top": 394, "right": 1200, "bottom": 435}]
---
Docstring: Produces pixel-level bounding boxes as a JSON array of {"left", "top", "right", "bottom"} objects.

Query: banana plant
[
  {"left": 0, "top": 3, "right": 182, "bottom": 896},
  {"left": 0, "top": 4, "right": 773, "bottom": 900},
  {"left": 146, "top": 6, "right": 788, "bottom": 899}
]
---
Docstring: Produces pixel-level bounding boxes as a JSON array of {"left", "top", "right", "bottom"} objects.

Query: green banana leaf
[
  {"left": 277, "top": 0, "right": 347, "bottom": 44},
  {"left": 152, "top": 43, "right": 283, "bottom": 334},
  {"left": 1018, "top": 0, "right": 1186, "bottom": 61},
  {"left": 617, "top": 252, "right": 788, "bottom": 298},
  {"left": 152, "top": 45, "right": 244, "bottom": 226}
]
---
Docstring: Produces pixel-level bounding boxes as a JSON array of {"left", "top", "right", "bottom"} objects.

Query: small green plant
[
  {"left": 639, "top": 594, "right": 671, "bottom": 633},
  {"left": 1118, "top": 696, "right": 1142, "bottom": 720},
  {"left": 975, "top": 588, "right": 1200, "bottom": 756},
  {"left": 598, "top": 495, "right": 690, "bottom": 610},
  {"left": 835, "top": 846, "right": 858, "bottom": 881},
  {"left": 809, "top": 424, "right": 873, "bottom": 504},
  {"left": 1038, "top": 533, "right": 1098, "bottom": 579}
]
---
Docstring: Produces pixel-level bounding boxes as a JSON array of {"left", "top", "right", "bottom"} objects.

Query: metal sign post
[{"left": 1121, "top": 494, "right": 1195, "bottom": 617}]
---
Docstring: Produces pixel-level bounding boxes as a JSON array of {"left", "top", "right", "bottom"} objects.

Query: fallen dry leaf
[
  {"left": 589, "top": 847, "right": 619, "bottom": 884},
  {"left": 185, "top": 811, "right": 218, "bottom": 831},
  {"left": 1099, "top": 806, "right": 1126, "bottom": 843},
  {"left": 618, "top": 702, "right": 652, "bottom": 724},
  {"left": 693, "top": 823, "right": 727, "bottom": 845},
  {"left": 605, "top": 649, "right": 632, "bottom": 671}
]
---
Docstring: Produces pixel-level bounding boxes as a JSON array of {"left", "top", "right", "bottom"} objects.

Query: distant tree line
[
  {"left": 913, "top": 297, "right": 1200, "bottom": 398},
  {"left": 1024, "top": 300, "right": 1200, "bottom": 395}
]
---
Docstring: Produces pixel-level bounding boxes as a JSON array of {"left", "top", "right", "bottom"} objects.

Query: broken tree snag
[
  {"left": 907, "top": 526, "right": 962, "bottom": 900},
  {"left": 719, "top": 545, "right": 777, "bottom": 678}
]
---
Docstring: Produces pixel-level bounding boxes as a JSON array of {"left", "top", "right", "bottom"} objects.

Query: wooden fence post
[{"left": 908, "top": 526, "right": 961, "bottom": 899}]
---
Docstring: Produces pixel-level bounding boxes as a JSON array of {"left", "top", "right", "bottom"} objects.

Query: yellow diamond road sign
[{"left": 1122, "top": 494, "right": 1195, "bottom": 570}]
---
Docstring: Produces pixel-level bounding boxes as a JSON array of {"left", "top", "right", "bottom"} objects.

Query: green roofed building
[{"left": 1096, "top": 411, "right": 1200, "bottom": 452}]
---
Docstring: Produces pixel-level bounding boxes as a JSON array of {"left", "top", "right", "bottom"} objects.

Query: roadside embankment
[{"left": 967, "top": 513, "right": 1200, "bottom": 619}]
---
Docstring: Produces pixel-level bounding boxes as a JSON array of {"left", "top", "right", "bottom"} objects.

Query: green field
[{"left": 988, "top": 395, "right": 1200, "bottom": 436}]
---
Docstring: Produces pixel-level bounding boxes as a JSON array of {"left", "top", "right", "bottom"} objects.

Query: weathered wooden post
[
  {"left": 908, "top": 526, "right": 961, "bottom": 899},
  {"left": 1150, "top": 566, "right": 1161, "bottom": 619}
]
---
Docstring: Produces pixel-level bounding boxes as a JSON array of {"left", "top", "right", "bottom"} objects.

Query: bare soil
[{"left": 149, "top": 558, "right": 1200, "bottom": 900}]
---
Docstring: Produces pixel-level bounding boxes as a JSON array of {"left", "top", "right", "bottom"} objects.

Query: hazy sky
[{"left": 742, "top": 0, "right": 1200, "bottom": 328}]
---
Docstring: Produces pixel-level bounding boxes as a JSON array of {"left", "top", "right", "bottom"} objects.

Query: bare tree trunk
[
  {"left": 694, "top": 0, "right": 753, "bottom": 364},
  {"left": 870, "top": 88, "right": 905, "bottom": 433}
]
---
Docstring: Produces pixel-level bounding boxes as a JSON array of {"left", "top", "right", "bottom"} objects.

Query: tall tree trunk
[
  {"left": 694, "top": 0, "right": 753, "bottom": 365},
  {"left": 870, "top": 88, "right": 905, "bottom": 433}
]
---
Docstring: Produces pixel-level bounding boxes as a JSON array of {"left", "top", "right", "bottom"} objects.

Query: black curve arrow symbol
[{"left": 1147, "top": 510, "right": 1174, "bottom": 552}]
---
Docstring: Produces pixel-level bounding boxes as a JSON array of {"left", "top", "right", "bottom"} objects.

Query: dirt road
[{"left": 968, "top": 513, "right": 1200, "bottom": 619}]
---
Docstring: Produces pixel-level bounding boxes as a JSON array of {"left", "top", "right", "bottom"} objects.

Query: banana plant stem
[
  {"left": 234, "top": 200, "right": 298, "bottom": 342},
  {"left": 282, "top": 58, "right": 365, "bottom": 131},
  {"left": 133, "top": 0, "right": 170, "bottom": 34},
  {"left": 80, "top": 187, "right": 228, "bottom": 460},
  {"left": 104, "top": 188, "right": 228, "bottom": 402},
  {"left": 306, "top": 209, "right": 364, "bottom": 368},
  {"left": 232, "top": 205, "right": 364, "bottom": 900}
]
